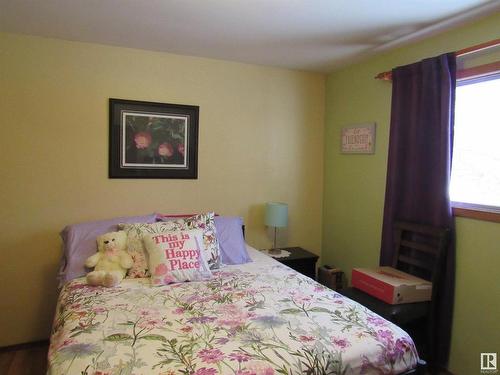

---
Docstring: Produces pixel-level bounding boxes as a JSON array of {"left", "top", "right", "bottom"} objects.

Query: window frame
[{"left": 451, "top": 61, "right": 500, "bottom": 222}]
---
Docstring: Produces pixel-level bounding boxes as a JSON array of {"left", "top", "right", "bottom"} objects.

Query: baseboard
[{"left": 0, "top": 339, "right": 49, "bottom": 352}]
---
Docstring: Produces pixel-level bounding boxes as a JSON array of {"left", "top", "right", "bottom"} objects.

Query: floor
[{"left": 0, "top": 341, "right": 48, "bottom": 375}]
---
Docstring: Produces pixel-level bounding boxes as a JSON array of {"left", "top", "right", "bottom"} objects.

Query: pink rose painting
[
  {"left": 124, "top": 114, "right": 186, "bottom": 166},
  {"left": 110, "top": 99, "right": 198, "bottom": 179}
]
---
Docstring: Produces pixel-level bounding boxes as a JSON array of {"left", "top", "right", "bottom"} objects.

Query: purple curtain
[{"left": 380, "top": 53, "right": 456, "bottom": 368}]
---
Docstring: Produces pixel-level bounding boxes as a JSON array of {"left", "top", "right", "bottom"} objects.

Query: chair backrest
[{"left": 392, "top": 220, "right": 450, "bottom": 288}]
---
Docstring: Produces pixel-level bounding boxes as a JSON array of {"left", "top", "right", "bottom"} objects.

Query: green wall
[{"left": 322, "top": 13, "right": 500, "bottom": 374}]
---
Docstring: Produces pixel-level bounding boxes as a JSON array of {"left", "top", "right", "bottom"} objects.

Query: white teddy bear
[{"left": 85, "top": 231, "right": 133, "bottom": 287}]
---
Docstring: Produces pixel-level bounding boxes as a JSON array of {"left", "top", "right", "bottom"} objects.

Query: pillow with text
[{"left": 143, "top": 229, "right": 212, "bottom": 286}]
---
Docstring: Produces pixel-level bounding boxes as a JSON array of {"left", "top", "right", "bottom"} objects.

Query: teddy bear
[{"left": 85, "top": 231, "right": 133, "bottom": 287}]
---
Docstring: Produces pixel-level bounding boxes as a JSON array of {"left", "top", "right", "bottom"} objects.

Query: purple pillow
[
  {"left": 214, "top": 216, "right": 251, "bottom": 265},
  {"left": 59, "top": 213, "right": 157, "bottom": 284}
]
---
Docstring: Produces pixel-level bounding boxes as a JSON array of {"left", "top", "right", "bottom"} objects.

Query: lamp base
[{"left": 268, "top": 248, "right": 283, "bottom": 255}]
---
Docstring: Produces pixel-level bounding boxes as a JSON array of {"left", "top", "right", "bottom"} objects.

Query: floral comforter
[{"left": 48, "top": 247, "right": 418, "bottom": 375}]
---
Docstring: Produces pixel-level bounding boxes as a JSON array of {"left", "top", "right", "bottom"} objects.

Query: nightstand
[{"left": 273, "top": 247, "right": 319, "bottom": 279}]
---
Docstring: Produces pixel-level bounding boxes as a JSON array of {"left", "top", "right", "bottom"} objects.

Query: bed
[{"left": 48, "top": 245, "right": 420, "bottom": 375}]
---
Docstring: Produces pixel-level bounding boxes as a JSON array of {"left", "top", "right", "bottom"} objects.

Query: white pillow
[
  {"left": 120, "top": 212, "right": 221, "bottom": 278},
  {"left": 142, "top": 229, "right": 212, "bottom": 286}
]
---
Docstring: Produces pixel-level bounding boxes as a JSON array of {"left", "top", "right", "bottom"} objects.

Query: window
[{"left": 450, "top": 64, "right": 500, "bottom": 221}]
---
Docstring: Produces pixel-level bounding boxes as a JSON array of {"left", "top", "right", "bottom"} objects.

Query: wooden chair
[
  {"left": 340, "top": 220, "right": 450, "bottom": 358},
  {"left": 391, "top": 221, "right": 450, "bottom": 301}
]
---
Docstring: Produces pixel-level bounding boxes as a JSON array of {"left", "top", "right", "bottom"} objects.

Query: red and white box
[{"left": 351, "top": 267, "right": 432, "bottom": 304}]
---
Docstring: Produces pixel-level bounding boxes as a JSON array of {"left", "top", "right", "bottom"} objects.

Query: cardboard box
[{"left": 351, "top": 267, "right": 432, "bottom": 304}]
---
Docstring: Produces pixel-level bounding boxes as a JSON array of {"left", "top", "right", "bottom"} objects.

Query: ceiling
[{"left": 1, "top": 0, "right": 499, "bottom": 72}]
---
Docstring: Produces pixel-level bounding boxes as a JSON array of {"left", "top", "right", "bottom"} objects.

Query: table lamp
[{"left": 265, "top": 202, "right": 288, "bottom": 255}]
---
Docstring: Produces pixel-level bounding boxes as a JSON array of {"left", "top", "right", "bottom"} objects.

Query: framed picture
[
  {"left": 109, "top": 98, "right": 199, "bottom": 179},
  {"left": 341, "top": 123, "right": 376, "bottom": 154}
]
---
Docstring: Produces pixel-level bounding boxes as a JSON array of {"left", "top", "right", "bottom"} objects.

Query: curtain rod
[{"left": 375, "top": 38, "right": 500, "bottom": 81}]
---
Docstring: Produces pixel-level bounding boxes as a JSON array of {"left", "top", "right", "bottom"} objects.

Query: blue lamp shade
[{"left": 265, "top": 202, "right": 288, "bottom": 228}]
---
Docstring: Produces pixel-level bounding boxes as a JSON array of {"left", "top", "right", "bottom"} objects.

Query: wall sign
[{"left": 341, "top": 123, "right": 376, "bottom": 154}]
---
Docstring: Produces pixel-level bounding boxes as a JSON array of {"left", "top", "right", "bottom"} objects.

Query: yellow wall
[
  {"left": 322, "top": 13, "right": 500, "bottom": 374},
  {"left": 0, "top": 33, "right": 325, "bottom": 346}
]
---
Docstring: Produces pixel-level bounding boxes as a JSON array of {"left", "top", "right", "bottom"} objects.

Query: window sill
[{"left": 452, "top": 206, "right": 500, "bottom": 223}]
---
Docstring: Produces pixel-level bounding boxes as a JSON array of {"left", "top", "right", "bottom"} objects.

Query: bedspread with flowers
[{"left": 48, "top": 248, "right": 418, "bottom": 375}]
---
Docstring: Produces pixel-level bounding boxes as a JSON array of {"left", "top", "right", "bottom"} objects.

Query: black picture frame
[{"left": 109, "top": 98, "right": 199, "bottom": 179}]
